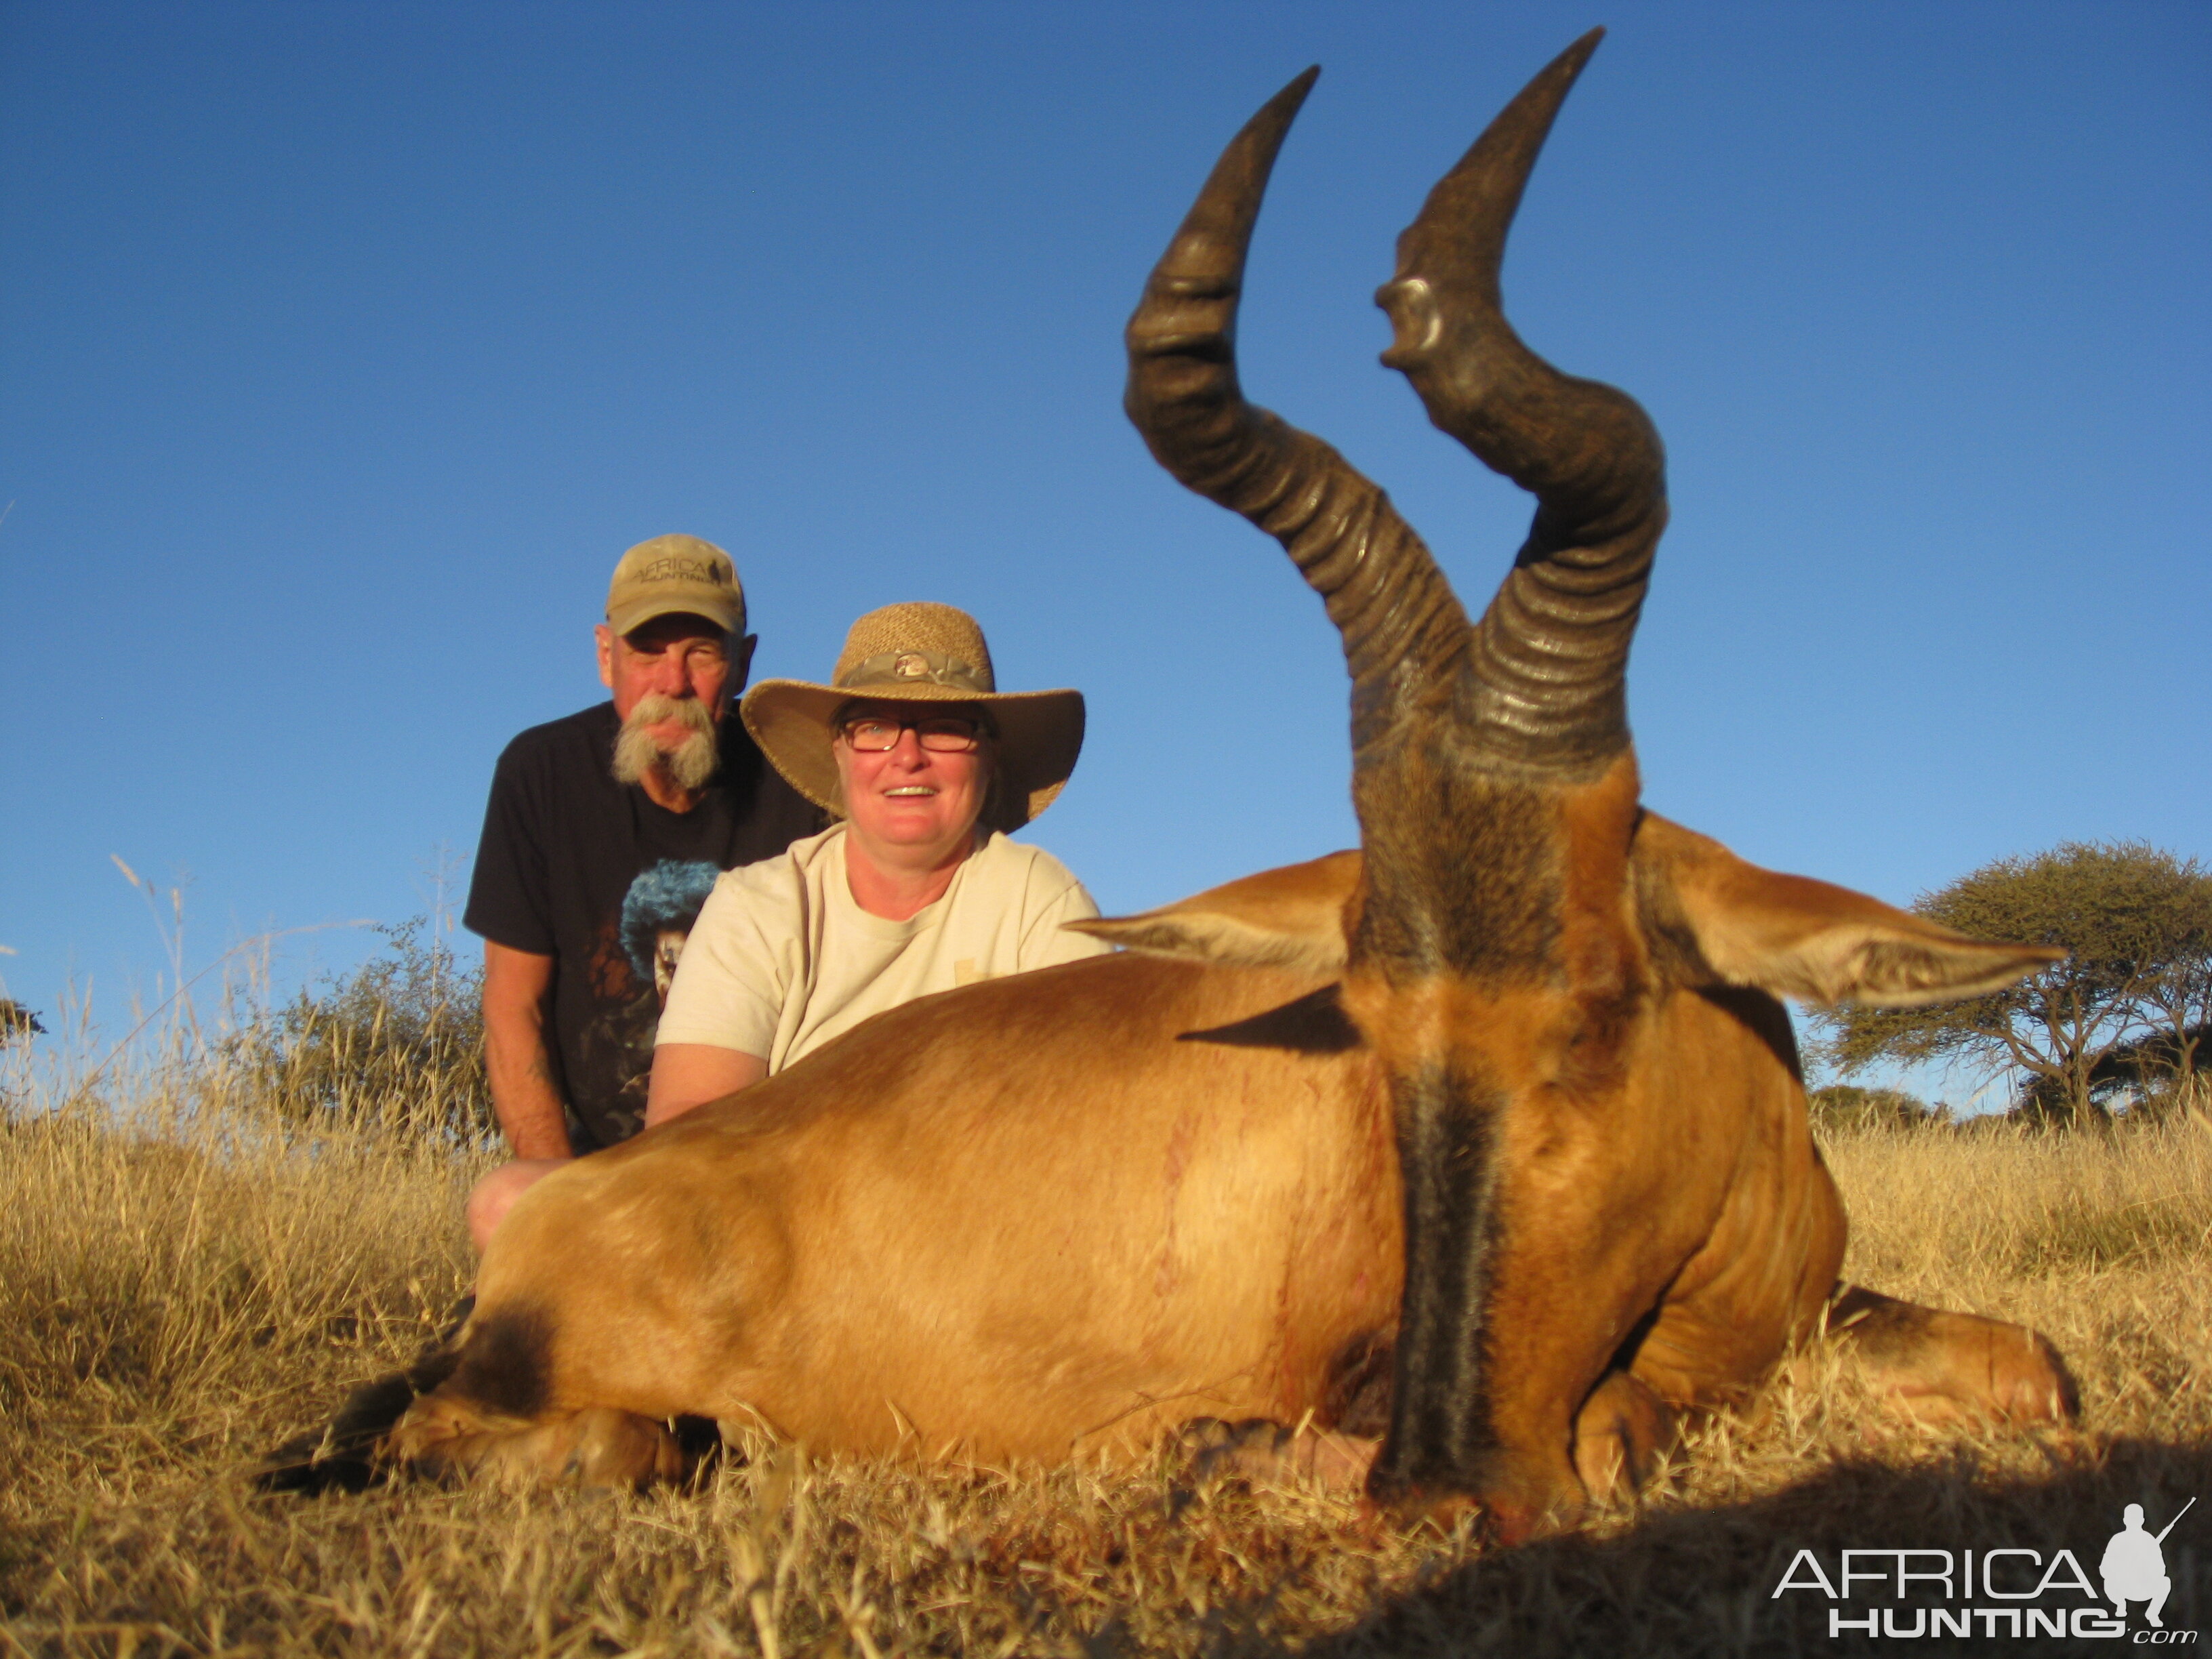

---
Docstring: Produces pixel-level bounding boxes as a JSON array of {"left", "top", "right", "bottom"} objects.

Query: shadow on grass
[{"left": 1289, "top": 1440, "right": 2211, "bottom": 1658}]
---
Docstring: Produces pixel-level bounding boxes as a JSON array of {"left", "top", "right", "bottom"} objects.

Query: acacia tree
[
  {"left": 2138, "top": 919, "right": 2212, "bottom": 1097},
  {"left": 1815, "top": 841, "right": 2212, "bottom": 1126}
]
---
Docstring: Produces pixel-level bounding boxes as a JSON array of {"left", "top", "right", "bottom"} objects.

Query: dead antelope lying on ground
[{"left": 271, "top": 31, "right": 2074, "bottom": 1538}]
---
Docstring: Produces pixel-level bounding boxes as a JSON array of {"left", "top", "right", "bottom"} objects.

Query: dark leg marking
[{"left": 444, "top": 1303, "right": 556, "bottom": 1420}]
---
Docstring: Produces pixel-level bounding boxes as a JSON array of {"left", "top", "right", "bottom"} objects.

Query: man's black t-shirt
[{"left": 463, "top": 703, "right": 822, "bottom": 1151}]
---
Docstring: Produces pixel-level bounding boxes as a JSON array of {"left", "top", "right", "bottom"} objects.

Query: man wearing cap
[{"left": 461, "top": 535, "right": 821, "bottom": 1248}]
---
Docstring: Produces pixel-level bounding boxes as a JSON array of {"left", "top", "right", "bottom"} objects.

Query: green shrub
[
  {"left": 1806, "top": 1084, "right": 1940, "bottom": 1132},
  {"left": 221, "top": 918, "right": 492, "bottom": 1141}
]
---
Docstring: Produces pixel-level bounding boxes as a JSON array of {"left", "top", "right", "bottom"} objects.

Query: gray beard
[{"left": 612, "top": 695, "right": 719, "bottom": 792}]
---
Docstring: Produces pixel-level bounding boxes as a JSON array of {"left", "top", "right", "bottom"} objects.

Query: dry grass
[{"left": 3, "top": 1067, "right": 2209, "bottom": 1656}]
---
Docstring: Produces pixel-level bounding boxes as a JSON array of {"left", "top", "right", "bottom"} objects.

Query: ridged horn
[
  {"left": 1126, "top": 68, "right": 1473, "bottom": 755},
  {"left": 1378, "top": 28, "right": 1668, "bottom": 776}
]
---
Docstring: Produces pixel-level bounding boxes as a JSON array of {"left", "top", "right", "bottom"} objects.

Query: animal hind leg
[{"left": 1826, "top": 1285, "right": 2078, "bottom": 1426}]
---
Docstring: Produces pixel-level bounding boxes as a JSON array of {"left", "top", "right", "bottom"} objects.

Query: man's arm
[
  {"left": 646, "top": 1043, "right": 767, "bottom": 1128},
  {"left": 482, "top": 940, "right": 573, "bottom": 1159}
]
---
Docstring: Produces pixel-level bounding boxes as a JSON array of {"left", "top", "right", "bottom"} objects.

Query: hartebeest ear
[
  {"left": 1068, "top": 850, "right": 1361, "bottom": 976},
  {"left": 1635, "top": 815, "right": 2064, "bottom": 1008}
]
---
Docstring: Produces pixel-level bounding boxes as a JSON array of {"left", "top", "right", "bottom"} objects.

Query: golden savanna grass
[{"left": 3, "top": 1050, "right": 2209, "bottom": 1656}]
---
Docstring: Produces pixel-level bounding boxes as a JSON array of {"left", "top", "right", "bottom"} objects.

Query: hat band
[{"left": 838, "top": 649, "right": 992, "bottom": 695}]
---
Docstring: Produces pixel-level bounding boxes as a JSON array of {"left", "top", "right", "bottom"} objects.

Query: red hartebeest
[{"left": 271, "top": 33, "right": 2074, "bottom": 1536}]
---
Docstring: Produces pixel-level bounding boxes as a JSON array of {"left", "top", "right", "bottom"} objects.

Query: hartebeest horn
[
  {"left": 1379, "top": 28, "right": 1666, "bottom": 776},
  {"left": 1125, "top": 69, "right": 1474, "bottom": 755}
]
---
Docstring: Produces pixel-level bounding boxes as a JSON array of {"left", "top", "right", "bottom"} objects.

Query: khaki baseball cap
[{"left": 605, "top": 535, "right": 747, "bottom": 638}]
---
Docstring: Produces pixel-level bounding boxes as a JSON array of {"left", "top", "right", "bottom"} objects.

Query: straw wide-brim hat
[{"left": 741, "top": 602, "right": 1084, "bottom": 833}]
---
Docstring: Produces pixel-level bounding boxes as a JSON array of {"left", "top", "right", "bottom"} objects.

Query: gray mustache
[
  {"left": 612, "top": 695, "right": 718, "bottom": 790},
  {"left": 621, "top": 695, "right": 714, "bottom": 737}
]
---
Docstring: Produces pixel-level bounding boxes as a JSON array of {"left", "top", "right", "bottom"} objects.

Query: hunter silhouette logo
[{"left": 2104, "top": 1498, "right": 2192, "bottom": 1631}]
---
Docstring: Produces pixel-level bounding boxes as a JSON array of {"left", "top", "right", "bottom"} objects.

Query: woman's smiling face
[{"left": 832, "top": 700, "right": 993, "bottom": 868}]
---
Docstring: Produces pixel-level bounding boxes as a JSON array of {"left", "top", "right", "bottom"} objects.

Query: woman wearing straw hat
[{"left": 644, "top": 602, "right": 1109, "bottom": 1123}]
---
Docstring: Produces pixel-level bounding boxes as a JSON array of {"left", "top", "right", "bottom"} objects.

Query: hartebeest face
[{"left": 1118, "top": 33, "right": 2060, "bottom": 1528}]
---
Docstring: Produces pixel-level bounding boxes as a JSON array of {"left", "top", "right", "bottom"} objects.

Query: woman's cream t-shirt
[{"left": 654, "top": 824, "right": 1110, "bottom": 1073}]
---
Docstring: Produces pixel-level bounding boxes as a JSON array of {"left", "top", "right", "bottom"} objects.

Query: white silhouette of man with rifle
[{"left": 2103, "top": 1497, "right": 2192, "bottom": 1628}]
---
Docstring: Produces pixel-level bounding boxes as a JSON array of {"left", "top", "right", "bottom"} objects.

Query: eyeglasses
[{"left": 836, "top": 713, "right": 987, "bottom": 754}]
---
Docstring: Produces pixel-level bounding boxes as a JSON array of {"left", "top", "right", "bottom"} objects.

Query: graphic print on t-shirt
[
  {"left": 621, "top": 860, "right": 722, "bottom": 1007},
  {"left": 570, "top": 858, "right": 724, "bottom": 1145}
]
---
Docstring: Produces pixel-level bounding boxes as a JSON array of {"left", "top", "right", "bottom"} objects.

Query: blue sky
[{"left": 3, "top": 1, "right": 2206, "bottom": 1093}]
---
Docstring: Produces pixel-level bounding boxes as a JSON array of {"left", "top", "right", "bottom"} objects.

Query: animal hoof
[{"left": 1172, "top": 1416, "right": 1289, "bottom": 1496}]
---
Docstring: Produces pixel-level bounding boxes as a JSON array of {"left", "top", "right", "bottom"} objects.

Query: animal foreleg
[
  {"left": 1824, "top": 1285, "right": 2078, "bottom": 1426},
  {"left": 1571, "top": 1368, "right": 1679, "bottom": 1507}
]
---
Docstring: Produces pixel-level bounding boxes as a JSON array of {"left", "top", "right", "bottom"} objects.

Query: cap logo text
[{"left": 632, "top": 556, "right": 724, "bottom": 585}]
